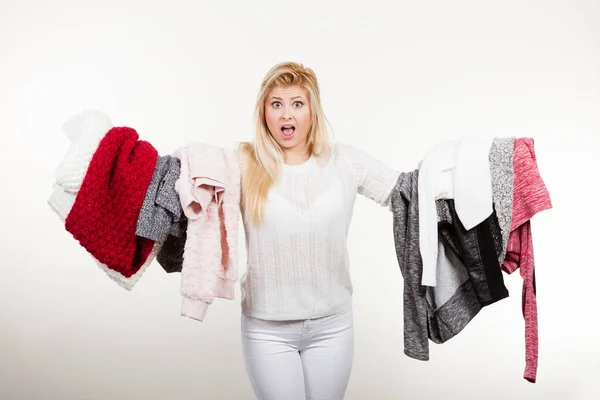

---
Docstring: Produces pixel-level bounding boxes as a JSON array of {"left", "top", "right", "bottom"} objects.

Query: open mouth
[{"left": 281, "top": 125, "right": 295, "bottom": 140}]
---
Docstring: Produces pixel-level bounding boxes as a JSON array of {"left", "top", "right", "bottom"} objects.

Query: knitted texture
[
  {"left": 136, "top": 155, "right": 184, "bottom": 243},
  {"left": 55, "top": 109, "right": 113, "bottom": 194},
  {"left": 65, "top": 126, "right": 158, "bottom": 278},
  {"left": 489, "top": 137, "right": 515, "bottom": 263},
  {"left": 239, "top": 143, "right": 400, "bottom": 321},
  {"left": 175, "top": 144, "right": 241, "bottom": 321},
  {"left": 48, "top": 185, "right": 160, "bottom": 290},
  {"left": 48, "top": 183, "right": 76, "bottom": 221},
  {"left": 501, "top": 138, "right": 552, "bottom": 383},
  {"left": 48, "top": 111, "right": 160, "bottom": 290}
]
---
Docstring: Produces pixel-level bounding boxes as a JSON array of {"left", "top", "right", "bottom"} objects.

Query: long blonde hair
[{"left": 239, "top": 61, "right": 333, "bottom": 225}]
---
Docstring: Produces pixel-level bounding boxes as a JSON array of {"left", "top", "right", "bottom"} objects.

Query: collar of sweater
[{"left": 282, "top": 154, "right": 316, "bottom": 174}]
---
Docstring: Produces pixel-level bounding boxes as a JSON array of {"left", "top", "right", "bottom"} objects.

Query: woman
[{"left": 236, "top": 61, "right": 400, "bottom": 399}]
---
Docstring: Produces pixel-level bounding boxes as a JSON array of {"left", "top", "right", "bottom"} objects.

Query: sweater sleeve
[
  {"left": 501, "top": 138, "right": 552, "bottom": 383},
  {"left": 391, "top": 171, "right": 431, "bottom": 361},
  {"left": 337, "top": 143, "right": 400, "bottom": 208}
]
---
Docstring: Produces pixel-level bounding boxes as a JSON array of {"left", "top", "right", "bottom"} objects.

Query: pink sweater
[
  {"left": 502, "top": 138, "right": 552, "bottom": 383},
  {"left": 174, "top": 143, "right": 241, "bottom": 321}
]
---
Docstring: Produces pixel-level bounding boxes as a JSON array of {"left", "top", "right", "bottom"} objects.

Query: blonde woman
[{"left": 236, "top": 62, "right": 400, "bottom": 399}]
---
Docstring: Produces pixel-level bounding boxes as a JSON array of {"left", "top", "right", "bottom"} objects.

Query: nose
[{"left": 282, "top": 106, "right": 292, "bottom": 120}]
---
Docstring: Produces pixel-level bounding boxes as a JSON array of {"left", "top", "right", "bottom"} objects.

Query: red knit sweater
[{"left": 65, "top": 126, "right": 158, "bottom": 278}]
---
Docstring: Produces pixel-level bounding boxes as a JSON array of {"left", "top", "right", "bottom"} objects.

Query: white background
[{"left": 1, "top": 0, "right": 599, "bottom": 399}]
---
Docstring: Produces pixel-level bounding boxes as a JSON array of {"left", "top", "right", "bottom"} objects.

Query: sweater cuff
[
  {"left": 181, "top": 297, "right": 210, "bottom": 321},
  {"left": 523, "top": 361, "right": 537, "bottom": 383},
  {"left": 404, "top": 348, "right": 429, "bottom": 361},
  {"left": 215, "top": 278, "right": 236, "bottom": 300}
]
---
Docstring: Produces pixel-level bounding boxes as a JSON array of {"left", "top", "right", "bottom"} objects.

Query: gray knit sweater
[{"left": 136, "top": 155, "right": 184, "bottom": 242}]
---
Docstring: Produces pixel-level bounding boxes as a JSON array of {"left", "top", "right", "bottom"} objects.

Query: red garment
[
  {"left": 502, "top": 138, "right": 552, "bottom": 383},
  {"left": 65, "top": 126, "right": 158, "bottom": 278}
]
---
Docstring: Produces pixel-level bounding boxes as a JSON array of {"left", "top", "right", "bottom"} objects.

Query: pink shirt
[{"left": 502, "top": 138, "right": 552, "bottom": 383}]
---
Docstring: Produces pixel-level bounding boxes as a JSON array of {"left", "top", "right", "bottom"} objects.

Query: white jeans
[{"left": 241, "top": 307, "right": 354, "bottom": 400}]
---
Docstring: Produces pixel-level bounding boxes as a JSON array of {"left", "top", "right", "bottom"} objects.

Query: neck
[{"left": 283, "top": 144, "right": 311, "bottom": 165}]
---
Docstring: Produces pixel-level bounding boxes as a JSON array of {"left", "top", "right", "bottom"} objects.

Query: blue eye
[
  {"left": 293, "top": 101, "right": 303, "bottom": 107},
  {"left": 272, "top": 101, "right": 282, "bottom": 108}
]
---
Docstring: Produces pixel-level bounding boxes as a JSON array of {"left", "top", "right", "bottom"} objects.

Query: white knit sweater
[{"left": 238, "top": 143, "right": 400, "bottom": 320}]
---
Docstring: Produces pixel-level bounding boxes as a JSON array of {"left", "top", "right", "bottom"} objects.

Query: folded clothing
[
  {"left": 136, "top": 155, "right": 185, "bottom": 243},
  {"left": 175, "top": 143, "right": 241, "bottom": 321},
  {"left": 48, "top": 110, "right": 160, "bottom": 290},
  {"left": 64, "top": 125, "right": 159, "bottom": 278}
]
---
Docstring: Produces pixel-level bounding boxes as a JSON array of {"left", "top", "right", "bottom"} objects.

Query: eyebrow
[{"left": 269, "top": 96, "right": 306, "bottom": 101}]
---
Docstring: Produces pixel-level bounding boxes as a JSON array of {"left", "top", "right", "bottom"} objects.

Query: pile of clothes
[
  {"left": 391, "top": 137, "right": 552, "bottom": 383},
  {"left": 47, "top": 110, "right": 241, "bottom": 322},
  {"left": 47, "top": 110, "right": 551, "bottom": 384}
]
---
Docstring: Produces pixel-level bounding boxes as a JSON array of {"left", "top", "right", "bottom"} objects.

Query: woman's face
[{"left": 264, "top": 85, "right": 312, "bottom": 153}]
